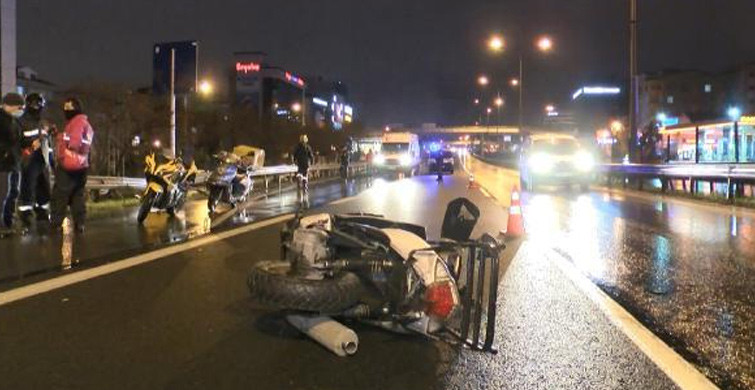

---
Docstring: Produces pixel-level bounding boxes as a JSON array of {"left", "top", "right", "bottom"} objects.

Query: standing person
[
  {"left": 50, "top": 98, "right": 94, "bottom": 233},
  {"left": 0, "top": 93, "right": 26, "bottom": 231},
  {"left": 18, "top": 93, "right": 54, "bottom": 226},
  {"left": 292, "top": 135, "right": 314, "bottom": 198}
]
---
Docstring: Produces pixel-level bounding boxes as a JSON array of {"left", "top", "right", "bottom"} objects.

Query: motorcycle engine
[{"left": 290, "top": 228, "right": 330, "bottom": 267}]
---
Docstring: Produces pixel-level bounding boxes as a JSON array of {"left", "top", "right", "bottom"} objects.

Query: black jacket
[
  {"left": 293, "top": 142, "right": 314, "bottom": 170},
  {"left": 19, "top": 112, "right": 52, "bottom": 167},
  {"left": 0, "top": 110, "right": 22, "bottom": 171}
]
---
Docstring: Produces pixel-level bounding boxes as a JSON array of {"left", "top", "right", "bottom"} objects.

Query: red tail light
[{"left": 425, "top": 281, "right": 458, "bottom": 320}]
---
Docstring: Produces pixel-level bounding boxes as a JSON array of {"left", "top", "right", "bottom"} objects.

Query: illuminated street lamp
[
  {"left": 536, "top": 36, "right": 554, "bottom": 52},
  {"left": 728, "top": 106, "right": 742, "bottom": 121},
  {"left": 198, "top": 80, "right": 214, "bottom": 96},
  {"left": 494, "top": 96, "right": 504, "bottom": 130},
  {"left": 545, "top": 104, "right": 555, "bottom": 113},
  {"left": 474, "top": 98, "right": 480, "bottom": 105},
  {"left": 291, "top": 102, "right": 302, "bottom": 113},
  {"left": 488, "top": 35, "right": 504, "bottom": 52},
  {"left": 486, "top": 32, "right": 554, "bottom": 132},
  {"left": 611, "top": 120, "right": 624, "bottom": 133},
  {"left": 477, "top": 75, "right": 489, "bottom": 86}
]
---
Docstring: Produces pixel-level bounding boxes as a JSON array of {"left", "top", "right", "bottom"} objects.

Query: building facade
[
  {"left": 638, "top": 63, "right": 755, "bottom": 129},
  {"left": 231, "top": 51, "right": 354, "bottom": 131},
  {"left": 638, "top": 70, "right": 726, "bottom": 128}
]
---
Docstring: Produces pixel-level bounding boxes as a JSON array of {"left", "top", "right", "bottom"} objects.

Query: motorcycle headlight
[
  {"left": 575, "top": 151, "right": 594, "bottom": 172},
  {"left": 373, "top": 154, "right": 385, "bottom": 165},
  {"left": 400, "top": 154, "right": 412, "bottom": 166},
  {"left": 528, "top": 153, "right": 554, "bottom": 174}
]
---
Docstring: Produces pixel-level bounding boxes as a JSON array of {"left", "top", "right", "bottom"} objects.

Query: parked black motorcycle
[{"left": 207, "top": 151, "right": 254, "bottom": 214}]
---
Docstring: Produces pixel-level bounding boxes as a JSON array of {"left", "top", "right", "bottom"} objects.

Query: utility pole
[
  {"left": 0, "top": 0, "right": 17, "bottom": 95},
  {"left": 518, "top": 54, "right": 524, "bottom": 133},
  {"left": 628, "top": 0, "right": 638, "bottom": 162},
  {"left": 169, "top": 48, "right": 177, "bottom": 158}
]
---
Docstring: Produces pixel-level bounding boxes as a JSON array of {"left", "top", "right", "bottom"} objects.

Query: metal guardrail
[
  {"left": 86, "top": 162, "right": 371, "bottom": 192},
  {"left": 87, "top": 176, "right": 147, "bottom": 190},
  {"left": 600, "top": 163, "right": 755, "bottom": 199},
  {"left": 601, "top": 163, "right": 755, "bottom": 180}
]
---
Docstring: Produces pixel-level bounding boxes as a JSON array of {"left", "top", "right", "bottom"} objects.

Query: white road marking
[
  {"left": 548, "top": 249, "right": 719, "bottom": 390},
  {"left": 0, "top": 214, "right": 293, "bottom": 307},
  {"left": 467, "top": 156, "right": 720, "bottom": 389}
]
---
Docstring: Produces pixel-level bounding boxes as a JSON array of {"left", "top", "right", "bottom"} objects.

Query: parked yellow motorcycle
[{"left": 137, "top": 152, "right": 198, "bottom": 224}]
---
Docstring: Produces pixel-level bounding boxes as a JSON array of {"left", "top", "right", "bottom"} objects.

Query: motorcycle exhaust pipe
[{"left": 286, "top": 315, "right": 359, "bottom": 357}]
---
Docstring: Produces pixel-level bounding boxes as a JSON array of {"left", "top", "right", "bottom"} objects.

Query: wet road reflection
[
  {"left": 522, "top": 188, "right": 755, "bottom": 389},
  {"left": 0, "top": 177, "right": 375, "bottom": 288},
  {"left": 465, "top": 157, "right": 754, "bottom": 389}
]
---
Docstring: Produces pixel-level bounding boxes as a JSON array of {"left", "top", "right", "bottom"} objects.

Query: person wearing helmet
[
  {"left": 50, "top": 98, "right": 94, "bottom": 233},
  {"left": 292, "top": 134, "right": 314, "bottom": 196},
  {"left": 18, "top": 93, "right": 54, "bottom": 226}
]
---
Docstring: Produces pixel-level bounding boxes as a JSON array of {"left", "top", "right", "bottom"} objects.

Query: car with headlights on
[{"left": 519, "top": 133, "right": 595, "bottom": 191}]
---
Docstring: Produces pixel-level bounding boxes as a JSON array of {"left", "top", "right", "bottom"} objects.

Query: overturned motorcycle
[{"left": 248, "top": 198, "right": 503, "bottom": 356}]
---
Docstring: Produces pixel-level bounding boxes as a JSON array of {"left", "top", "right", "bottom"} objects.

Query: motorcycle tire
[
  {"left": 248, "top": 261, "right": 362, "bottom": 314},
  {"left": 207, "top": 186, "right": 222, "bottom": 214},
  {"left": 137, "top": 190, "right": 156, "bottom": 224}
]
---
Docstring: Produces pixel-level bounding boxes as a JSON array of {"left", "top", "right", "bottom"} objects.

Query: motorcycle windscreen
[{"left": 441, "top": 197, "right": 480, "bottom": 242}]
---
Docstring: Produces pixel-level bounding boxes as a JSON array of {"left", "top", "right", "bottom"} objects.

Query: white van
[{"left": 373, "top": 132, "right": 421, "bottom": 174}]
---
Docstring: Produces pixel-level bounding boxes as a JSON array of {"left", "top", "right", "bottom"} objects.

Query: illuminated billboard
[{"left": 572, "top": 86, "right": 621, "bottom": 100}]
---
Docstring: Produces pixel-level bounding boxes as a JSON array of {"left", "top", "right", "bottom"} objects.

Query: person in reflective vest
[
  {"left": 50, "top": 98, "right": 94, "bottom": 233},
  {"left": 18, "top": 93, "right": 54, "bottom": 226}
]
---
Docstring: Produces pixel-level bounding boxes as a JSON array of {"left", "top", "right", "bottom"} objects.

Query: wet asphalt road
[
  {"left": 0, "top": 171, "right": 679, "bottom": 390},
  {"left": 466, "top": 156, "right": 755, "bottom": 389},
  {"left": 0, "top": 177, "right": 372, "bottom": 289}
]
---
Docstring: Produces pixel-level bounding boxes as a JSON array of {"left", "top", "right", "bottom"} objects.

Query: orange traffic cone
[
  {"left": 468, "top": 174, "right": 479, "bottom": 189},
  {"left": 505, "top": 186, "right": 525, "bottom": 237}
]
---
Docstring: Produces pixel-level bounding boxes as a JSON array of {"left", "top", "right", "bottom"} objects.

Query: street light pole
[
  {"left": 628, "top": 0, "right": 638, "bottom": 162},
  {"left": 169, "top": 48, "right": 176, "bottom": 158},
  {"left": 518, "top": 53, "right": 524, "bottom": 133}
]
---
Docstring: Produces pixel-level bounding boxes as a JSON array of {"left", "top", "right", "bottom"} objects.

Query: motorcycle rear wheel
[{"left": 248, "top": 261, "right": 362, "bottom": 314}]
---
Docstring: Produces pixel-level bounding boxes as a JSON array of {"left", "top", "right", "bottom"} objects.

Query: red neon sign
[{"left": 236, "top": 62, "right": 261, "bottom": 74}]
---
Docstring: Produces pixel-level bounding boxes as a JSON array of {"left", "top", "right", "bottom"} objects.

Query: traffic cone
[
  {"left": 468, "top": 174, "right": 479, "bottom": 189},
  {"left": 505, "top": 186, "right": 525, "bottom": 237}
]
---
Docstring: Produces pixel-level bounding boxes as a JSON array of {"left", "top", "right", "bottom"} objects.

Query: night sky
[{"left": 17, "top": 0, "right": 755, "bottom": 127}]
